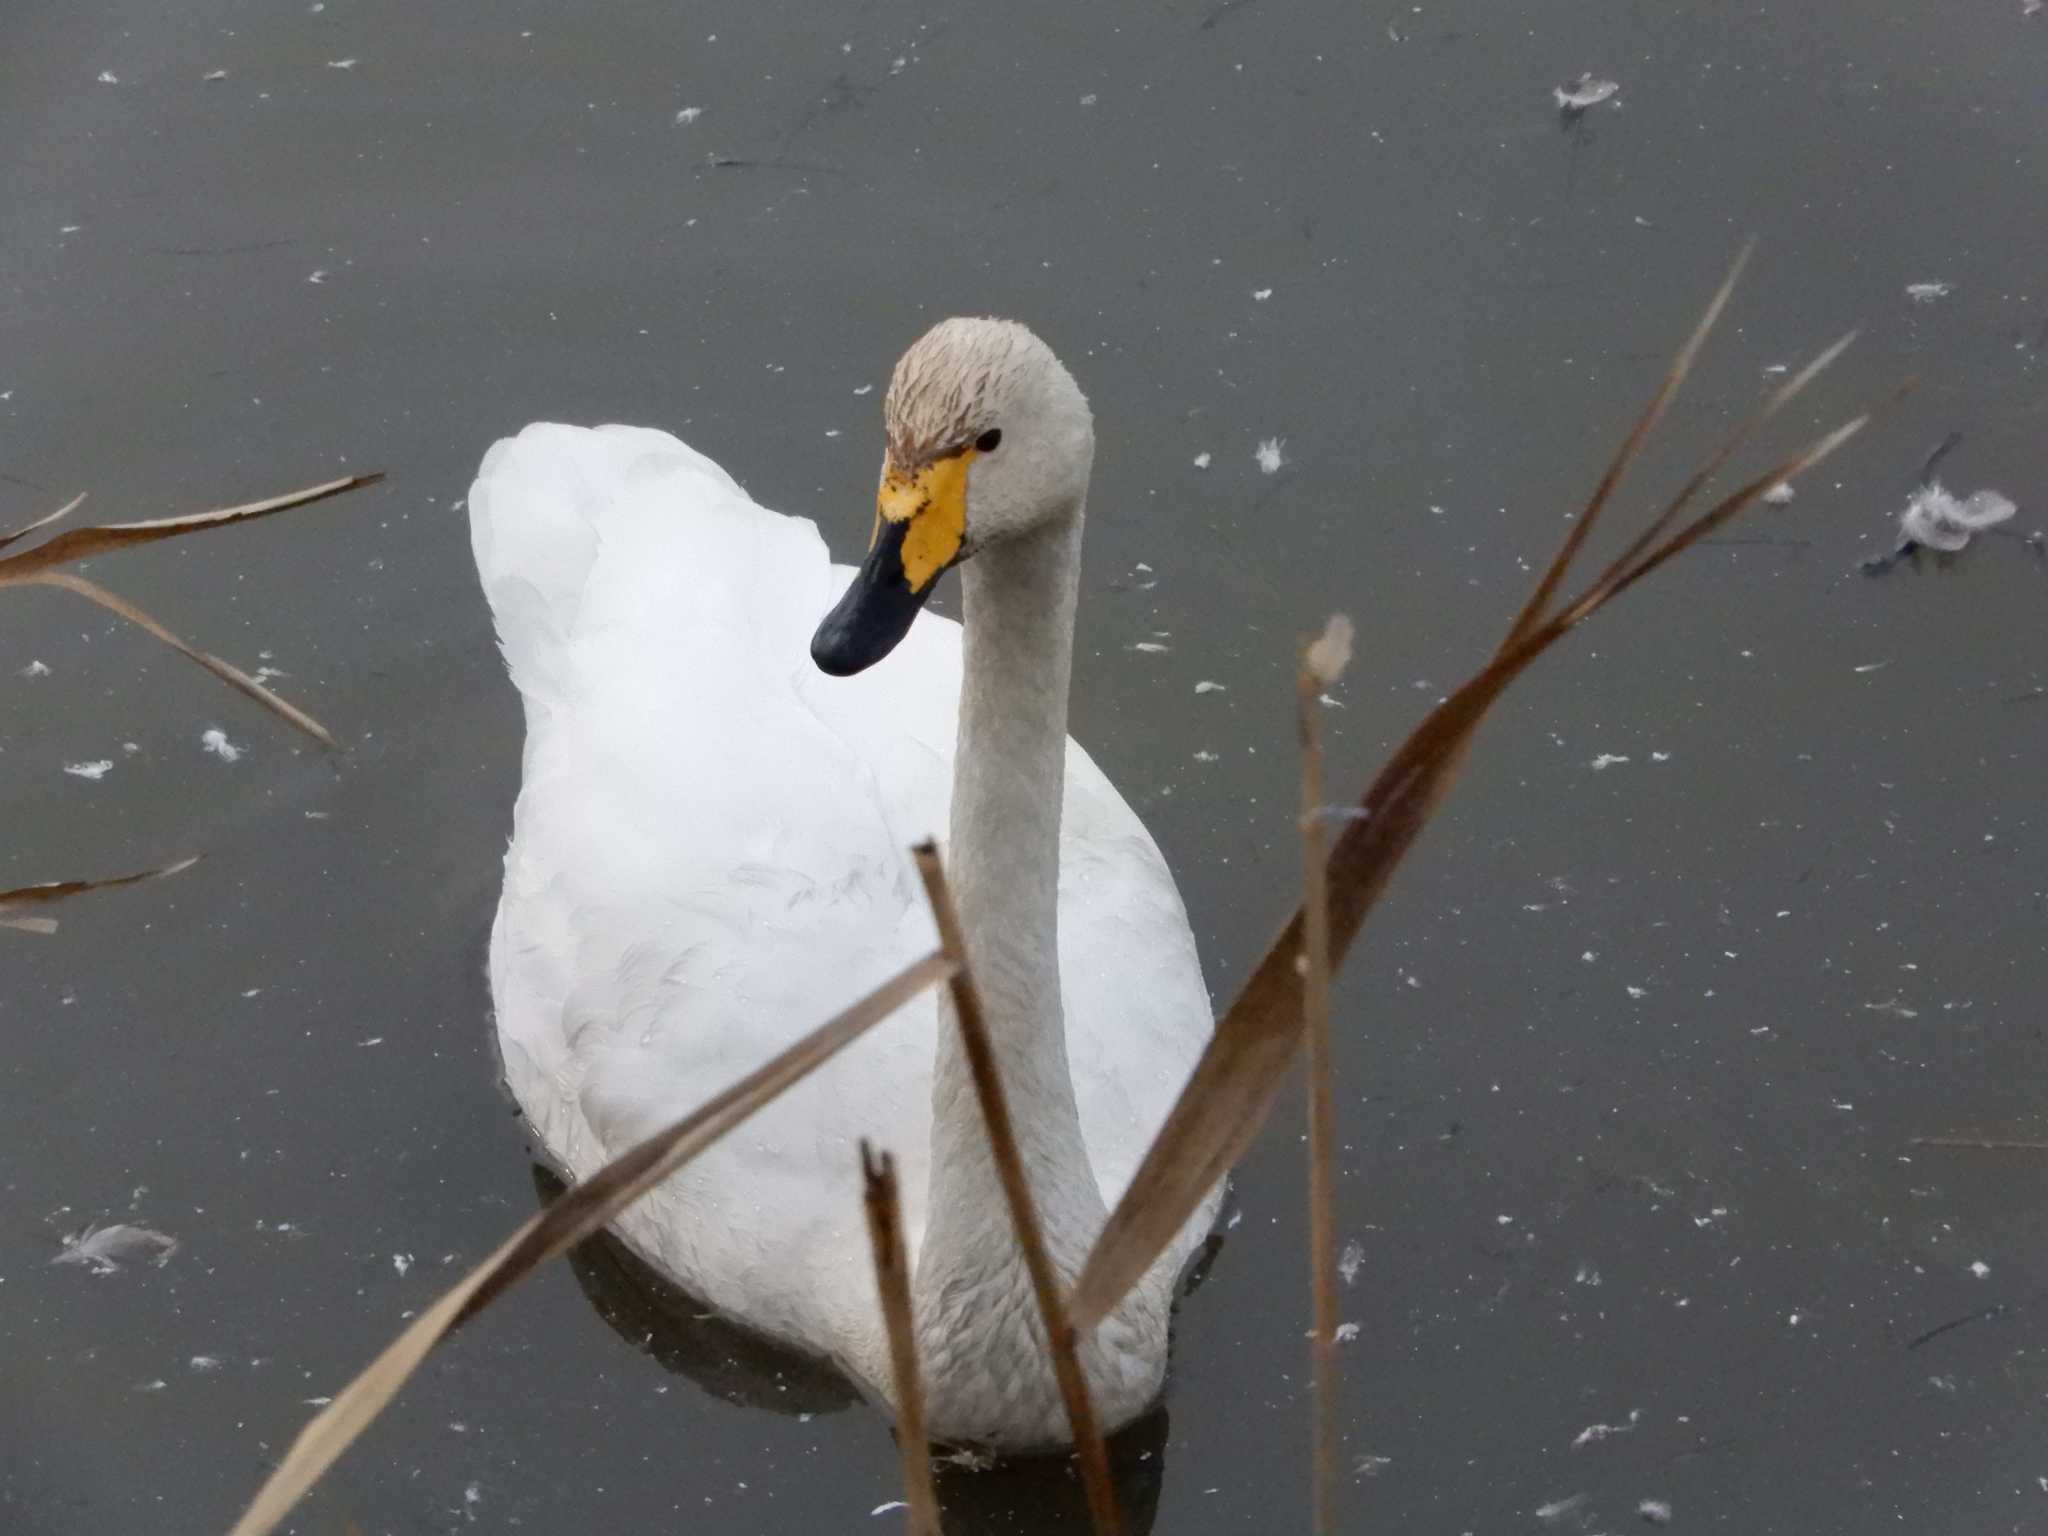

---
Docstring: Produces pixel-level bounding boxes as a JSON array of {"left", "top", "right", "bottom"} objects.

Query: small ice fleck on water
[
  {"left": 1904, "top": 281, "right": 1952, "bottom": 304},
  {"left": 1536, "top": 1492, "right": 1588, "bottom": 1522},
  {"left": 1338, "top": 1239, "right": 1364, "bottom": 1286},
  {"left": 1640, "top": 1500, "right": 1674, "bottom": 1526},
  {"left": 326, "top": 57, "right": 359, "bottom": 69},
  {"left": 65, "top": 760, "right": 113, "bottom": 780},
  {"left": 97, "top": 70, "right": 120, "bottom": 85},
  {"left": 1254, "top": 437, "right": 1286, "bottom": 474},
  {"left": 1762, "top": 480, "right": 1796, "bottom": 506},
  {"left": 1132, "top": 641, "right": 1169, "bottom": 654},
  {"left": 1971, "top": 1260, "right": 1991, "bottom": 1278},
  {"left": 1079, "top": 93, "right": 1098, "bottom": 106},
  {"left": 1899, "top": 481, "right": 2016, "bottom": 553},
  {"left": 1553, "top": 73, "right": 1619, "bottom": 113},
  {"left": 1193, "top": 750, "right": 1218, "bottom": 763},
  {"left": 190, "top": 1355, "right": 223, "bottom": 1373},
  {"left": 204, "top": 69, "right": 229, "bottom": 82},
  {"left": 52, "top": 1222, "right": 178, "bottom": 1274},
  {"left": 1353, "top": 1454, "right": 1393, "bottom": 1478},
  {"left": 22, "top": 659, "right": 50, "bottom": 677},
  {"left": 1333, "top": 1321, "right": 1360, "bottom": 1343},
  {"left": 871, "top": 1503, "right": 908, "bottom": 1517},
  {"left": 1590, "top": 753, "right": 1630, "bottom": 770},
  {"left": 1575, "top": 1262, "right": 1602, "bottom": 1286},
  {"left": 1192, "top": 451, "right": 1212, "bottom": 469},
  {"left": 1572, "top": 1409, "right": 1640, "bottom": 1449},
  {"left": 393, "top": 1252, "right": 413, "bottom": 1276},
  {"left": 1251, "top": 287, "right": 1273, "bottom": 301},
  {"left": 1194, "top": 680, "right": 1226, "bottom": 694},
  {"left": 202, "top": 728, "right": 243, "bottom": 762}
]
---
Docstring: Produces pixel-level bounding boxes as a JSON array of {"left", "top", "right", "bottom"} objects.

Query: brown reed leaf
[
  {"left": 1069, "top": 254, "right": 1876, "bottom": 1334},
  {"left": 0, "top": 854, "right": 201, "bottom": 935},
  {"left": 23, "top": 571, "right": 340, "bottom": 748},
  {"left": 0, "top": 493, "right": 86, "bottom": 552},
  {"left": 224, "top": 950, "right": 954, "bottom": 1536},
  {"left": 0, "top": 474, "right": 380, "bottom": 579}
]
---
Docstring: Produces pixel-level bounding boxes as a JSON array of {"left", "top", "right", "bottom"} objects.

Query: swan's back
[{"left": 469, "top": 423, "right": 1218, "bottom": 1389}]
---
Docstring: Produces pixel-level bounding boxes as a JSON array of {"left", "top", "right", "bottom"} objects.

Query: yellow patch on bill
[{"left": 876, "top": 448, "right": 977, "bottom": 592}]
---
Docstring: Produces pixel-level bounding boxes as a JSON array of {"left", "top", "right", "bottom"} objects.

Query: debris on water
[
  {"left": 201, "top": 727, "right": 244, "bottom": 762},
  {"left": 393, "top": 1252, "right": 413, "bottom": 1276},
  {"left": 1898, "top": 482, "right": 2016, "bottom": 552},
  {"left": 462, "top": 1482, "right": 482, "bottom": 1521},
  {"left": 1254, "top": 437, "right": 1286, "bottom": 474},
  {"left": 1353, "top": 1454, "right": 1393, "bottom": 1479},
  {"left": 97, "top": 70, "right": 119, "bottom": 85},
  {"left": 204, "top": 69, "right": 228, "bottom": 82},
  {"left": 1338, "top": 1239, "right": 1365, "bottom": 1285},
  {"left": 1251, "top": 287, "right": 1273, "bottom": 301},
  {"left": 65, "top": 760, "right": 113, "bottom": 780},
  {"left": 53, "top": 1222, "right": 179, "bottom": 1274},
  {"left": 190, "top": 1355, "right": 223, "bottom": 1373},
  {"left": 1762, "top": 480, "right": 1796, "bottom": 506},
  {"left": 1590, "top": 753, "right": 1630, "bottom": 770},
  {"left": 1572, "top": 1410, "right": 1640, "bottom": 1449},
  {"left": 1853, "top": 660, "right": 1891, "bottom": 674},
  {"left": 1554, "top": 73, "right": 1619, "bottom": 115},
  {"left": 1905, "top": 281, "right": 1952, "bottom": 304},
  {"left": 1194, "top": 680, "right": 1226, "bottom": 694},
  {"left": 1079, "top": 93, "right": 1098, "bottom": 106},
  {"left": 1131, "top": 641, "right": 1169, "bottom": 654},
  {"left": 1970, "top": 1260, "right": 1991, "bottom": 1278},
  {"left": 675, "top": 106, "right": 703, "bottom": 124},
  {"left": 307, "top": 269, "right": 328, "bottom": 284},
  {"left": 1192, "top": 451, "right": 1212, "bottom": 469},
  {"left": 1575, "top": 1262, "right": 1602, "bottom": 1286},
  {"left": 1333, "top": 1321, "right": 1360, "bottom": 1343},
  {"left": 326, "top": 57, "right": 359, "bottom": 69},
  {"left": 1193, "top": 750, "right": 1218, "bottom": 762},
  {"left": 1639, "top": 1500, "right": 1674, "bottom": 1526},
  {"left": 871, "top": 1502, "right": 908, "bottom": 1517},
  {"left": 1536, "top": 1492, "right": 1589, "bottom": 1523},
  {"left": 22, "top": 659, "right": 50, "bottom": 677}
]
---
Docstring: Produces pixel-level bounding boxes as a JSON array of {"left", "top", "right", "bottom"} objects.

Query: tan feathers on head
[{"left": 884, "top": 318, "right": 1055, "bottom": 469}]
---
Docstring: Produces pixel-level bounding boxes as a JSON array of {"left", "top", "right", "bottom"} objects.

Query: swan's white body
[{"left": 470, "top": 365, "right": 1220, "bottom": 1447}]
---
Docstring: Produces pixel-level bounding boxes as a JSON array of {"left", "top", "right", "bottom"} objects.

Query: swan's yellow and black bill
[{"left": 811, "top": 450, "right": 976, "bottom": 678}]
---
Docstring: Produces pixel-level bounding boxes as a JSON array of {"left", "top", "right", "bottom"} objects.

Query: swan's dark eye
[{"left": 975, "top": 428, "right": 1002, "bottom": 453}]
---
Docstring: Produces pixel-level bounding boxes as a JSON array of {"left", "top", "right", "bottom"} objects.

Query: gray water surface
[{"left": 4, "top": 2, "right": 2045, "bottom": 1531}]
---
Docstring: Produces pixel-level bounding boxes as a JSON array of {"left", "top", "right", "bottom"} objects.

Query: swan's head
[{"left": 811, "top": 317, "right": 1093, "bottom": 677}]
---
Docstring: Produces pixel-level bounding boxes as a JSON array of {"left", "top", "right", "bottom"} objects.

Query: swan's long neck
[{"left": 914, "top": 506, "right": 1108, "bottom": 1428}]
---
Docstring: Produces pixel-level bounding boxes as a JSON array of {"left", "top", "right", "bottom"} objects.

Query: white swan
[{"left": 469, "top": 317, "right": 1221, "bottom": 1448}]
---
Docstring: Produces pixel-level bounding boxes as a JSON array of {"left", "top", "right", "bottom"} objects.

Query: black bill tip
[{"left": 810, "top": 518, "right": 940, "bottom": 677}]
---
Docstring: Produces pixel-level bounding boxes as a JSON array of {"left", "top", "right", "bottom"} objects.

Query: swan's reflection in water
[{"left": 535, "top": 1166, "right": 1171, "bottom": 1533}]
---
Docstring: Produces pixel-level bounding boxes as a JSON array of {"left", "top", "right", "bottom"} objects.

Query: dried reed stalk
[
  {"left": 224, "top": 950, "right": 955, "bottom": 1536},
  {"left": 0, "top": 855, "right": 200, "bottom": 935},
  {"left": 0, "top": 473, "right": 381, "bottom": 747},
  {"left": 1070, "top": 251, "right": 1889, "bottom": 1332},
  {"left": 861, "top": 1141, "right": 941, "bottom": 1536},
  {"left": 909, "top": 842, "right": 1123, "bottom": 1536},
  {"left": 1298, "top": 615, "right": 1352, "bottom": 1535}
]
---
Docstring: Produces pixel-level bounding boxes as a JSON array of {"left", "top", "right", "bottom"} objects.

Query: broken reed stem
[
  {"left": 910, "top": 842, "right": 1124, "bottom": 1536},
  {"left": 861, "top": 1142, "right": 941, "bottom": 1536},
  {"left": 1298, "top": 621, "right": 1346, "bottom": 1536}
]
